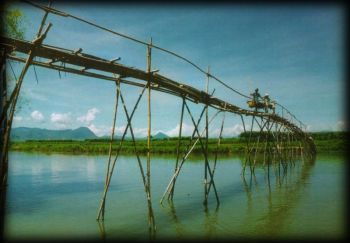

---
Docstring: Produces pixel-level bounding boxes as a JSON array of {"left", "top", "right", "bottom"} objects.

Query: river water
[{"left": 4, "top": 152, "right": 345, "bottom": 241}]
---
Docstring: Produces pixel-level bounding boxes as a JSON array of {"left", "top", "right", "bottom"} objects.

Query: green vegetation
[
  {"left": 8, "top": 131, "right": 347, "bottom": 155},
  {"left": 310, "top": 131, "right": 348, "bottom": 152},
  {"left": 9, "top": 137, "right": 246, "bottom": 155},
  {"left": 1, "top": 8, "right": 25, "bottom": 39}
]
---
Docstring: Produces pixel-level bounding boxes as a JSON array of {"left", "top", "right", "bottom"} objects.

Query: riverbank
[{"left": 9, "top": 133, "right": 346, "bottom": 155}]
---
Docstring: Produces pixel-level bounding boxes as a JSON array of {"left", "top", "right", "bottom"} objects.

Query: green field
[{"left": 9, "top": 131, "right": 347, "bottom": 154}]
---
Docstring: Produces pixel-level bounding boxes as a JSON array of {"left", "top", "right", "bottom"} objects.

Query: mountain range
[{"left": 10, "top": 127, "right": 169, "bottom": 141}]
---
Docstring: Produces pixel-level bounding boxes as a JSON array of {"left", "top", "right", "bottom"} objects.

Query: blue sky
[{"left": 8, "top": 2, "right": 346, "bottom": 137}]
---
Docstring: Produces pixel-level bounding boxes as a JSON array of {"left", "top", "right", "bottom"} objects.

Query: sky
[{"left": 7, "top": 2, "right": 346, "bottom": 137}]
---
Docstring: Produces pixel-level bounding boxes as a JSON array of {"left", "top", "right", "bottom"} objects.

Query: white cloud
[
  {"left": 160, "top": 122, "right": 246, "bottom": 138},
  {"left": 87, "top": 124, "right": 114, "bottom": 137},
  {"left": 77, "top": 108, "right": 100, "bottom": 124},
  {"left": 164, "top": 123, "right": 194, "bottom": 137},
  {"left": 86, "top": 124, "right": 150, "bottom": 138},
  {"left": 114, "top": 125, "right": 148, "bottom": 138},
  {"left": 13, "top": 116, "right": 23, "bottom": 122},
  {"left": 31, "top": 110, "right": 44, "bottom": 122},
  {"left": 133, "top": 127, "right": 148, "bottom": 138},
  {"left": 306, "top": 124, "right": 312, "bottom": 132},
  {"left": 50, "top": 112, "right": 72, "bottom": 128},
  {"left": 222, "top": 124, "right": 245, "bottom": 137},
  {"left": 336, "top": 120, "right": 347, "bottom": 131}
]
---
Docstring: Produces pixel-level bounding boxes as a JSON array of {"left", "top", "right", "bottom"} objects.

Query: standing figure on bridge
[
  {"left": 263, "top": 93, "right": 271, "bottom": 113},
  {"left": 250, "top": 88, "right": 262, "bottom": 111}
]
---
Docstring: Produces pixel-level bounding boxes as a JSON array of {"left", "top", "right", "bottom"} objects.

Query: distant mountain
[
  {"left": 153, "top": 132, "right": 169, "bottom": 140},
  {"left": 10, "top": 127, "right": 98, "bottom": 141}
]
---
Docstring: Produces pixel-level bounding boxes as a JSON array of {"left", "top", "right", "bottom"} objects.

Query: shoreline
[{"left": 9, "top": 138, "right": 346, "bottom": 155}]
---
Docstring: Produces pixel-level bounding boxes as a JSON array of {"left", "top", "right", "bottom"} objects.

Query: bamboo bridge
[{"left": 0, "top": 0, "right": 316, "bottom": 237}]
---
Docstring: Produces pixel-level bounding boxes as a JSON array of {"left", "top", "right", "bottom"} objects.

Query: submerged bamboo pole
[
  {"left": 160, "top": 107, "right": 221, "bottom": 204},
  {"left": 207, "top": 110, "right": 225, "bottom": 195},
  {"left": 184, "top": 101, "right": 220, "bottom": 205},
  {"left": 97, "top": 83, "right": 147, "bottom": 220},
  {"left": 169, "top": 97, "right": 185, "bottom": 200},
  {"left": 118, "top": 89, "right": 156, "bottom": 233},
  {"left": 146, "top": 38, "right": 156, "bottom": 235},
  {"left": 98, "top": 78, "right": 120, "bottom": 220},
  {"left": 162, "top": 90, "right": 215, "bottom": 203},
  {"left": 204, "top": 66, "right": 210, "bottom": 205}
]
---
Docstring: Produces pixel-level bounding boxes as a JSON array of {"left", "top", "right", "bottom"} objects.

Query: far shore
[{"left": 9, "top": 132, "right": 346, "bottom": 155}]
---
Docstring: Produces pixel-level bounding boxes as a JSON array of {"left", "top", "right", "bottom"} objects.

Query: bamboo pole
[
  {"left": 0, "top": 24, "right": 52, "bottom": 126},
  {"left": 169, "top": 97, "right": 185, "bottom": 200},
  {"left": 207, "top": 110, "right": 225, "bottom": 195},
  {"left": 160, "top": 108, "right": 221, "bottom": 204},
  {"left": 161, "top": 105, "right": 207, "bottom": 204},
  {"left": 1, "top": 23, "right": 52, "bottom": 166},
  {"left": 146, "top": 38, "right": 156, "bottom": 235},
  {"left": 99, "top": 78, "right": 120, "bottom": 220},
  {"left": 184, "top": 101, "right": 220, "bottom": 205},
  {"left": 97, "top": 83, "right": 147, "bottom": 220},
  {"left": 240, "top": 114, "right": 250, "bottom": 174},
  {"left": 118, "top": 89, "right": 156, "bottom": 233},
  {"left": 162, "top": 90, "right": 215, "bottom": 203},
  {"left": 245, "top": 115, "right": 256, "bottom": 172},
  {"left": 204, "top": 66, "right": 210, "bottom": 205}
]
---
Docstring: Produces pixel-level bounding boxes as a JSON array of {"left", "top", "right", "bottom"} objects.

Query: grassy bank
[
  {"left": 9, "top": 131, "right": 347, "bottom": 154},
  {"left": 9, "top": 137, "right": 246, "bottom": 155}
]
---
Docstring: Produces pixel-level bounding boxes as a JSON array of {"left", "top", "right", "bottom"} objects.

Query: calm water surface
[{"left": 4, "top": 152, "right": 345, "bottom": 240}]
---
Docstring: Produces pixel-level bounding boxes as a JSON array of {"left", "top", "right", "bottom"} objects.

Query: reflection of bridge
[{"left": 0, "top": 1, "right": 316, "bottom": 238}]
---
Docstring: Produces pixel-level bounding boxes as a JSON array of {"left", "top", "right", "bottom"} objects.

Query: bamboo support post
[
  {"left": 160, "top": 106, "right": 220, "bottom": 204},
  {"left": 98, "top": 78, "right": 120, "bottom": 220},
  {"left": 146, "top": 38, "right": 156, "bottom": 235},
  {"left": 240, "top": 114, "right": 249, "bottom": 174},
  {"left": 184, "top": 101, "right": 220, "bottom": 205},
  {"left": 118, "top": 89, "right": 156, "bottom": 233},
  {"left": 204, "top": 66, "right": 210, "bottom": 205},
  {"left": 207, "top": 109, "right": 225, "bottom": 195},
  {"left": 169, "top": 97, "right": 185, "bottom": 200},
  {"left": 1, "top": 23, "right": 52, "bottom": 165},
  {"left": 162, "top": 90, "right": 215, "bottom": 203},
  {"left": 97, "top": 83, "right": 147, "bottom": 220}
]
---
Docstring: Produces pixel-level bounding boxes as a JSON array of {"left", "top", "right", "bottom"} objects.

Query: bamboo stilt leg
[
  {"left": 203, "top": 67, "right": 210, "bottom": 205},
  {"left": 239, "top": 114, "right": 249, "bottom": 174},
  {"left": 119, "top": 90, "right": 156, "bottom": 233},
  {"left": 1, "top": 24, "right": 52, "bottom": 164},
  {"left": 160, "top": 108, "right": 220, "bottom": 204},
  {"left": 244, "top": 115, "right": 255, "bottom": 173},
  {"left": 169, "top": 97, "right": 185, "bottom": 200},
  {"left": 184, "top": 101, "right": 220, "bottom": 205},
  {"left": 97, "top": 84, "right": 147, "bottom": 220},
  {"left": 99, "top": 79, "right": 120, "bottom": 220},
  {"left": 146, "top": 40, "right": 156, "bottom": 236},
  {"left": 163, "top": 89, "right": 215, "bottom": 202},
  {"left": 251, "top": 117, "right": 269, "bottom": 172},
  {"left": 207, "top": 110, "right": 225, "bottom": 195}
]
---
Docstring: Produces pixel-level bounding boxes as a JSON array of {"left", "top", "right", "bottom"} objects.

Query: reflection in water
[
  {"left": 203, "top": 204, "right": 219, "bottom": 239},
  {"left": 86, "top": 157, "right": 97, "bottom": 181},
  {"left": 164, "top": 201, "right": 185, "bottom": 237},
  {"left": 154, "top": 151, "right": 317, "bottom": 240},
  {"left": 97, "top": 220, "right": 106, "bottom": 241},
  {"left": 6, "top": 152, "right": 342, "bottom": 240},
  {"left": 242, "top": 153, "right": 316, "bottom": 237}
]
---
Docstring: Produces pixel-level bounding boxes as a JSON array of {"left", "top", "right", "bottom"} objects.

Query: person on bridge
[
  {"left": 263, "top": 93, "right": 271, "bottom": 113},
  {"left": 250, "top": 88, "right": 261, "bottom": 111}
]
